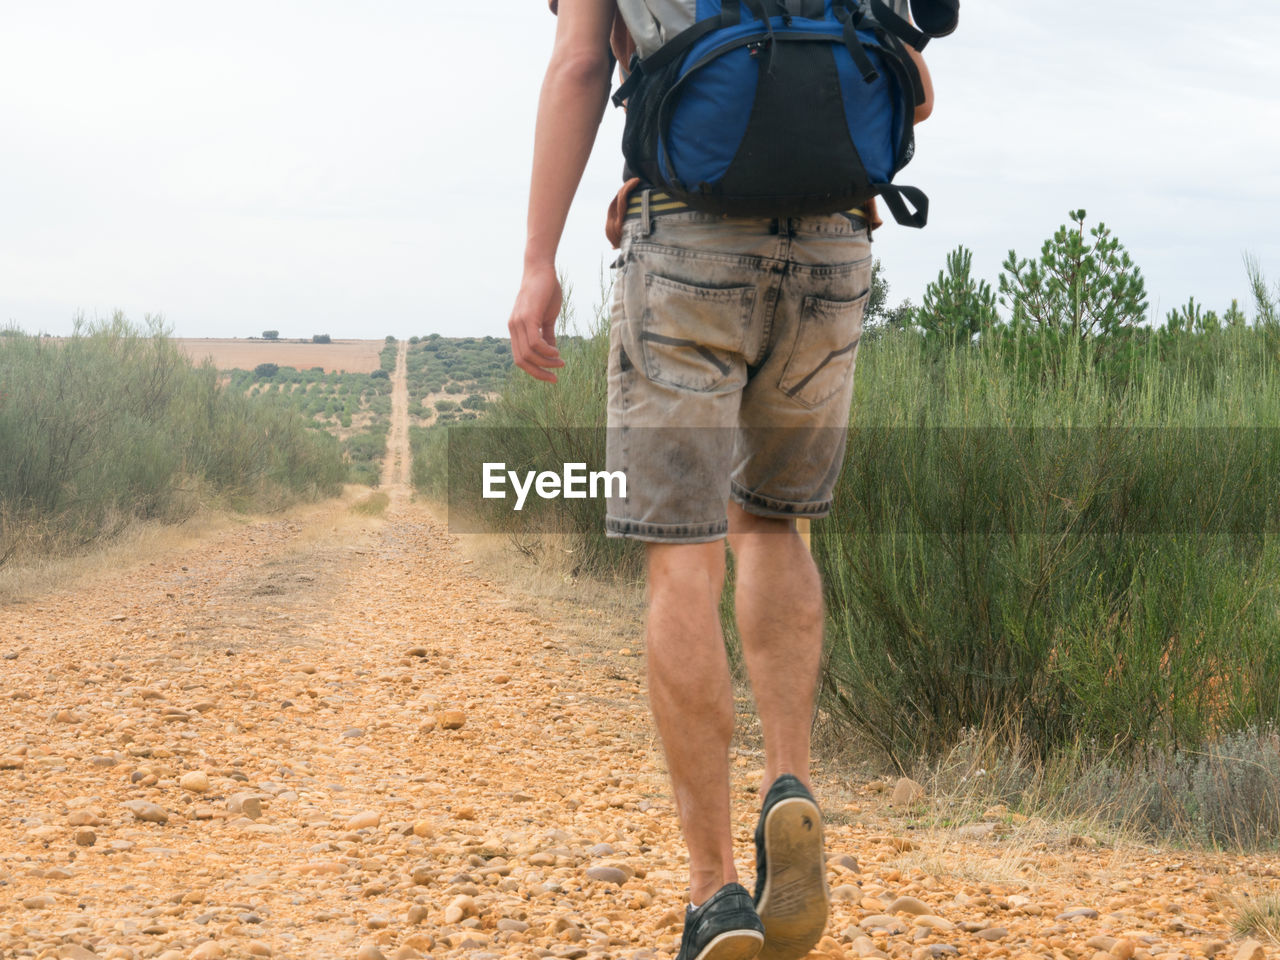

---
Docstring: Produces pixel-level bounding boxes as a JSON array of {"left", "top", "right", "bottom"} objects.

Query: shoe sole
[
  {"left": 690, "top": 929, "right": 765, "bottom": 960},
  {"left": 755, "top": 795, "right": 828, "bottom": 960}
]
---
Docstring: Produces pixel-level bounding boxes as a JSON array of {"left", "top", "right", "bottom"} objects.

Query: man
[{"left": 509, "top": 4, "right": 933, "bottom": 959}]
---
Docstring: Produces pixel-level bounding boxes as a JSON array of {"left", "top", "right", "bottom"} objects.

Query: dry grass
[
  {"left": 0, "top": 485, "right": 372, "bottom": 606},
  {"left": 173, "top": 338, "right": 385, "bottom": 373},
  {"left": 351, "top": 491, "right": 391, "bottom": 518},
  {"left": 0, "top": 507, "right": 242, "bottom": 605},
  {"left": 1230, "top": 888, "right": 1280, "bottom": 944}
]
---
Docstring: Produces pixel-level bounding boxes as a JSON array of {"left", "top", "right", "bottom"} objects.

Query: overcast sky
[{"left": 2, "top": 1, "right": 1278, "bottom": 340}]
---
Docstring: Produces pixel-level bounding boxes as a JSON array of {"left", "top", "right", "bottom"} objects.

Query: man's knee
[
  {"left": 646, "top": 541, "right": 726, "bottom": 599},
  {"left": 727, "top": 501, "right": 797, "bottom": 548}
]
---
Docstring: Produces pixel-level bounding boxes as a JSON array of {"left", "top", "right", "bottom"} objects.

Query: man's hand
[
  {"left": 508, "top": 264, "right": 566, "bottom": 383},
  {"left": 512, "top": 0, "right": 615, "bottom": 382}
]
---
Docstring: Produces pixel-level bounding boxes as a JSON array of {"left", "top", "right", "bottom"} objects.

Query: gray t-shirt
[{"left": 618, "top": 0, "right": 915, "bottom": 60}]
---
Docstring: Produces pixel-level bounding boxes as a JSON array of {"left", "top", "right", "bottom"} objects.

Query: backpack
[{"left": 611, "top": 0, "right": 958, "bottom": 227}]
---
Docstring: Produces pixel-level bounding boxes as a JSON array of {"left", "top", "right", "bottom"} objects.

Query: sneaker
[
  {"left": 676, "top": 882, "right": 765, "bottom": 960},
  {"left": 753, "top": 774, "right": 829, "bottom": 960}
]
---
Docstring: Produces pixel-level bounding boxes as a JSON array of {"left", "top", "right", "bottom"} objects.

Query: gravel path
[{"left": 0, "top": 352, "right": 1276, "bottom": 960}]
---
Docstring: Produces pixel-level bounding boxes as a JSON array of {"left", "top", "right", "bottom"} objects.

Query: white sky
[{"left": 2, "top": 1, "right": 1278, "bottom": 339}]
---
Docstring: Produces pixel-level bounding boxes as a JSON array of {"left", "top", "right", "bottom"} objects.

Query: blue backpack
[{"left": 612, "top": 0, "right": 958, "bottom": 227}]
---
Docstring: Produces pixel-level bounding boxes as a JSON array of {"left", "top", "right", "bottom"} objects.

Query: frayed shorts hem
[
  {"left": 731, "top": 483, "right": 833, "bottom": 519},
  {"left": 605, "top": 516, "right": 729, "bottom": 544}
]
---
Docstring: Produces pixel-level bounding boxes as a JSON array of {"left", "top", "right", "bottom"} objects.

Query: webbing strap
[
  {"left": 876, "top": 183, "right": 928, "bottom": 228},
  {"left": 611, "top": 0, "right": 747, "bottom": 108},
  {"left": 611, "top": 56, "right": 643, "bottom": 107},
  {"left": 834, "top": 2, "right": 879, "bottom": 83},
  {"left": 870, "top": 21, "right": 925, "bottom": 106},
  {"left": 742, "top": 0, "right": 774, "bottom": 23},
  {"left": 869, "top": 0, "right": 929, "bottom": 50}
]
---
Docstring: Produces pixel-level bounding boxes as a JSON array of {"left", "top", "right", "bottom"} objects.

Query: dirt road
[
  {"left": 381, "top": 341, "right": 412, "bottom": 494},
  {"left": 0, "top": 353, "right": 1275, "bottom": 960}
]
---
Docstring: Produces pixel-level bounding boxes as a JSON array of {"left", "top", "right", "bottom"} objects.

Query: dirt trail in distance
[
  {"left": 381, "top": 340, "right": 413, "bottom": 498},
  {"left": 0, "top": 361, "right": 1276, "bottom": 959}
]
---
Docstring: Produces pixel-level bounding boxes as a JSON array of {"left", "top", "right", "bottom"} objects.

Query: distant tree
[
  {"left": 262, "top": 330, "right": 280, "bottom": 340},
  {"left": 998, "top": 209, "right": 1148, "bottom": 339},
  {"left": 253, "top": 363, "right": 279, "bottom": 379},
  {"left": 861, "top": 259, "right": 917, "bottom": 341},
  {"left": 1223, "top": 299, "right": 1248, "bottom": 328},
  {"left": 1164, "top": 297, "right": 1221, "bottom": 335},
  {"left": 385, "top": 334, "right": 396, "bottom": 343},
  {"left": 916, "top": 246, "right": 999, "bottom": 348},
  {"left": 370, "top": 369, "right": 390, "bottom": 380},
  {"left": 312, "top": 334, "right": 332, "bottom": 344}
]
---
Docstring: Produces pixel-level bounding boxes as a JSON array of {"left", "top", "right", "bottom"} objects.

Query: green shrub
[
  {"left": 312, "top": 334, "right": 332, "bottom": 344},
  {"left": 253, "top": 362, "right": 279, "bottom": 379},
  {"left": 0, "top": 315, "right": 344, "bottom": 560},
  {"left": 412, "top": 281, "right": 639, "bottom": 579},
  {"left": 343, "top": 424, "right": 389, "bottom": 486},
  {"left": 817, "top": 319, "right": 1280, "bottom": 768},
  {"left": 1245, "top": 252, "right": 1278, "bottom": 327},
  {"left": 379, "top": 341, "right": 397, "bottom": 373}
]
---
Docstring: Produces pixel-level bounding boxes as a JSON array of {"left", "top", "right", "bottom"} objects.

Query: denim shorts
[{"left": 605, "top": 198, "right": 873, "bottom": 543}]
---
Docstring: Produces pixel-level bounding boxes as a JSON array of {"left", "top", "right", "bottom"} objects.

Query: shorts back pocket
[
  {"left": 778, "top": 288, "right": 869, "bottom": 408},
  {"left": 639, "top": 273, "right": 756, "bottom": 393}
]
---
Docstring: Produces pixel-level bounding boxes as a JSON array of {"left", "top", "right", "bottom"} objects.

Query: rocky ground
[{"left": 1, "top": 347, "right": 1276, "bottom": 960}]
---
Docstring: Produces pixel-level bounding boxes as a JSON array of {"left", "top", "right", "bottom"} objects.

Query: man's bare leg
[
  {"left": 727, "top": 502, "right": 828, "bottom": 960},
  {"left": 726, "top": 502, "right": 824, "bottom": 795},
  {"left": 645, "top": 540, "right": 738, "bottom": 906}
]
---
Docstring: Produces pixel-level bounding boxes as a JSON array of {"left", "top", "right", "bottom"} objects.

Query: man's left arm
[
  {"left": 907, "top": 44, "right": 933, "bottom": 122},
  {"left": 508, "top": 0, "right": 617, "bottom": 383}
]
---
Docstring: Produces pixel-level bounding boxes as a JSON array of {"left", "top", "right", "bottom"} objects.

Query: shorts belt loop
[{"left": 640, "top": 188, "right": 653, "bottom": 238}]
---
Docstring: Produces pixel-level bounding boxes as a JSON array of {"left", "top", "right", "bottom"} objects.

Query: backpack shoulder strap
[
  {"left": 612, "top": 0, "right": 750, "bottom": 107},
  {"left": 868, "top": 0, "right": 929, "bottom": 49}
]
